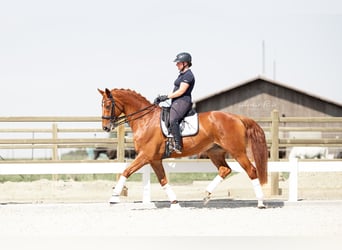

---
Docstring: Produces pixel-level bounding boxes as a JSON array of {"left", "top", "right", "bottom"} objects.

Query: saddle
[{"left": 160, "top": 107, "right": 199, "bottom": 138}]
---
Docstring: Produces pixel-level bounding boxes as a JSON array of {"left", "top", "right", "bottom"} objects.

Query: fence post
[
  {"left": 117, "top": 123, "right": 125, "bottom": 162},
  {"left": 52, "top": 123, "right": 58, "bottom": 161},
  {"left": 116, "top": 122, "right": 128, "bottom": 196},
  {"left": 270, "top": 110, "right": 280, "bottom": 195},
  {"left": 52, "top": 123, "right": 59, "bottom": 180},
  {"left": 288, "top": 158, "right": 298, "bottom": 202}
]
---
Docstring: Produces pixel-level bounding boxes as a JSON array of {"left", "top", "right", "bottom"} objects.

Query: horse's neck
[
  {"left": 119, "top": 92, "right": 150, "bottom": 114},
  {"left": 123, "top": 102, "right": 158, "bottom": 131},
  {"left": 114, "top": 89, "right": 156, "bottom": 129},
  {"left": 123, "top": 103, "right": 147, "bottom": 116},
  {"left": 126, "top": 104, "right": 161, "bottom": 133}
]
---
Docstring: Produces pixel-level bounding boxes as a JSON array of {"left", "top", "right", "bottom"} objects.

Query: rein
[{"left": 113, "top": 104, "right": 156, "bottom": 127}]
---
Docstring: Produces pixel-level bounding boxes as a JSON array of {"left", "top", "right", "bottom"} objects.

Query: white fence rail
[{"left": 1, "top": 159, "right": 341, "bottom": 203}]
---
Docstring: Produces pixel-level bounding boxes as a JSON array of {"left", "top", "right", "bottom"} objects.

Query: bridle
[
  {"left": 102, "top": 93, "right": 156, "bottom": 129},
  {"left": 101, "top": 94, "right": 119, "bottom": 125}
]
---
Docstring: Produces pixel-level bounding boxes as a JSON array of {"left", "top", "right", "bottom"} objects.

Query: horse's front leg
[
  {"left": 150, "top": 160, "right": 181, "bottom": 209},
  {"left": 109, "top": 155, "right": 148, "bottom": 204}
]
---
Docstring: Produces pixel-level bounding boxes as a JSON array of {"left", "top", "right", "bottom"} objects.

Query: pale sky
[{"left": 1, "top": 0, "right": 342, "bottom": 116}]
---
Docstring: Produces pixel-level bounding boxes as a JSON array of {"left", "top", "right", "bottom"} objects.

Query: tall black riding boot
[{"left": 170, "top": 123, "right": 183, "bottom": 154}]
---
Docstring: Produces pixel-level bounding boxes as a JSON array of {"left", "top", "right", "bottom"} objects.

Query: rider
[{"left": 154, "top": 52, "right": 195, "bottom": 154}]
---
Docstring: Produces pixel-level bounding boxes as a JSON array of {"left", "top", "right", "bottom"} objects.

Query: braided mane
[{"left": 112, "top": 88, "right": 152, "bottom": 105}]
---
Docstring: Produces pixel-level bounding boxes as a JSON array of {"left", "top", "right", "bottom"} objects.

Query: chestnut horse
[{"left": 98, "top": 88, "right": 268, "bottom": 208}]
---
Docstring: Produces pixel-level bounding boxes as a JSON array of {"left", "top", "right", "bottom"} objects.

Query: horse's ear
[
  {"left": 105, "top": 88, "right": 112, "bottom": 98},
  {"left": 97, "top": 88, "right": 104, "bottom": 95}
]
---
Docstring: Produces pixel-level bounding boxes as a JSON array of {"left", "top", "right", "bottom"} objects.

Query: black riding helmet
[{"left": 173, "top": 52, "right": 192, "bottom": 67}]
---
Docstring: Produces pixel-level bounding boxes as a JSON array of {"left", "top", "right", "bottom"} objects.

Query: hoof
[
  {"left": 203, "top": 191, "right": 211, "bottom": 205},
  {"left": 109, "top": 195, "right": 120, "bottom": 204},
  {"left": 170, "top": 201, "right": 181, "bottom": 210},
  {"left": 203, "top": 196, "right": 210, "bottom": 206},
  {"left": 257, "top": 201, "right": 266, "bottom": 209}
]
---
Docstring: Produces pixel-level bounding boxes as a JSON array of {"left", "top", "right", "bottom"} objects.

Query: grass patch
[{"left": 0, "top": 172, "right": 235, "bottom": 184}]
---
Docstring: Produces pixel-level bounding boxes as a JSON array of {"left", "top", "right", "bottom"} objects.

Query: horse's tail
[{"left": 238, "top": 116, "right": 268, "bottom": 185}]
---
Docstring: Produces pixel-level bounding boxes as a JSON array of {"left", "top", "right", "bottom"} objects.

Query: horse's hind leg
[
  {"left": 235, "top": 154, "right": 266, "bottom": 208},
  {"left": 204, "top": 146, "right": 232, "bottom": 204},
  {"left": 150, "top": 160, "right": 180, "bottom": 209}
]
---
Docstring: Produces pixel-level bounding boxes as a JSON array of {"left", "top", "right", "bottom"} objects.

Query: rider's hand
[{"left": 154, "top": 95, "right": 169, "bottom": 104}]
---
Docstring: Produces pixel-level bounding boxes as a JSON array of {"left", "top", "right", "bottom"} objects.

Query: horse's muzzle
[
  {"left": 103, "top": 122, "right": 115, "bottom": 132},
  {"left": 103, "top": 126, "right": 111, "bottom": 132}
]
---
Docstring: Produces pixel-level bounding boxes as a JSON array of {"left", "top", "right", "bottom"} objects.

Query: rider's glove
[{"left": 154, "top": 95, "right": 169, "bottom": 105}]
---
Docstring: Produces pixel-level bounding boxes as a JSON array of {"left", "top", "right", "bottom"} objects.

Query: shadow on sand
[{"left": 153, "top": 199, "right": 285, "bottom": 209}]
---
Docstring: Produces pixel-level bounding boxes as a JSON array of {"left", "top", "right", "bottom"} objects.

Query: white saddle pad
[{"left": 161, "top": 113, "right": 199, "bottom": 137}]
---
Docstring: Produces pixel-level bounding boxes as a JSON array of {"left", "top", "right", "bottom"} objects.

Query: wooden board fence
[{"left": 1, "top": 110, "right": 341, "bottom": 200}]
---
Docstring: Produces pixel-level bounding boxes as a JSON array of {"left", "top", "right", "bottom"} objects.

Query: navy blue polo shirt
[{"left": 172, "top": 69, "right": 195, "bottom": 103}]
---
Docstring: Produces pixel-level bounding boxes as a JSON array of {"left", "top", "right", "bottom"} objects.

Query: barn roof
[{"left": 195, "top": 75, "right": 342, "bottom": 108}]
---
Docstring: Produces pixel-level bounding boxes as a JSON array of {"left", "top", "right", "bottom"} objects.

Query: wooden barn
[
  {"left": 194, "top": 75, "right": 342, "bottom": 118},
  {"left": 194, "top": 76, "right": 342, "bottom": 158}
]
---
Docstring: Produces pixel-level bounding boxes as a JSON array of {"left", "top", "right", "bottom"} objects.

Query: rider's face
[{"left": 176, "top": 62, "right": 186, "bottom": 71}]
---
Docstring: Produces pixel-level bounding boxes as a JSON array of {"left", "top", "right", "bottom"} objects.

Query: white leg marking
[
  {"left": 206, "top": 175, "right": 223, "bottom": 194},
  {"left": 162, "top": 183, "right": 177, "bottom": 202},
  {"left": 109, "top": 175, "right": 127, "bottom": 204},
  {"left": 252, "top": 178, "right": 266, "bottom": 208}
]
